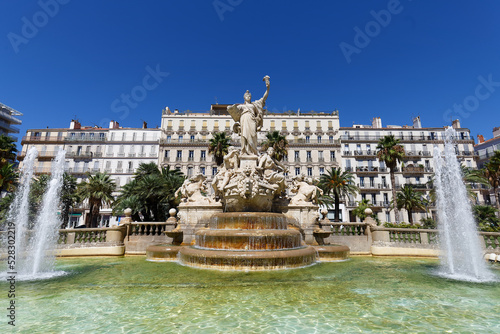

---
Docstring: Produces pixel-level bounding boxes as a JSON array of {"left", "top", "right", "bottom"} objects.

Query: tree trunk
[
  {"left": 495, "top": 187, "right": 500, "bottom": 217},
  {"left": 408, "top": 209, "right": 413, "bottom": 225},
  {"left": 389, "top": 168, "right": 400, "bottom": 223},
  {"left": 334, "top": 194, "right": 340, "bottom": 222}
]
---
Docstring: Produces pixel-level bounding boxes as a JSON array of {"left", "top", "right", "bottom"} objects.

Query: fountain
[
  {"left": 148, "top": 76, "right": 348, "bottom": 269},
  {"left": 433, "top": 127, "right": 496, "bottom": 282},
  {"left": 6, "top": 148, "right": 67, "bottom": 280}
]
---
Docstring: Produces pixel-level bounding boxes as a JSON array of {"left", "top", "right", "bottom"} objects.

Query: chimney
[
  {"left": 142, "top": 121, "right": 147, "bottom": 129},
  {"left": 412, "top": 116, "right": 422, "bottom": 128},
  {"left": 70, "top": 120, "right": 81, "bottom": 130},
  {"left": 371, "top": 117, "right": 382, "bottom": 128},
  {"left": 109, "top": 120, "right": 120, "bottom": 129},
  {"left": 493, "top": 126, "right": 500, "bottom": 138},
  {"left": 477, "top": 135, "right": 485, "bottom": 143},
  {"left": 452, "top": 119, "right": 461, "bottom": 129}
]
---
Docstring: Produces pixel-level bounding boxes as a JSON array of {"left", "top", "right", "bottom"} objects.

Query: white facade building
[
  {"left": 340, "top": 117, "right": 480, "bottom": 223},
  {"left": 19, "top": 120, "right": 160, "bottom": 227},
  {"left": 0, "top": 102, "right": 23, "bottom": 140}
]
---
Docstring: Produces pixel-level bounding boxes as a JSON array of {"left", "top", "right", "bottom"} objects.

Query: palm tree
[
  {"left": 260, "top": 131, "right": 288, "bottom": 161},
  {"left": 461, "top": 165, "right": 490, "bottom": 201},
  {"left": 395, "top": 184, "right": 426, "bottom": 225},
  {"left": 0, "top": 163, "right": 18, "bottom": 192},
  {"left": 484, "top": 151, "right": 500, "bottom": 210},
  {"left": 0, "top": 134, "right": 17, "bottom": 168},
  {"left": 376, "top": 135, "right": 405, "bottom": 223},
  {"left": 78, "top": 172, "right": 115, "bottom": 227},
  {"left": 208, "top": 132, "right": 231, "bottom": 166},
  {"left": 60, "top": 173, "right": 79, "bottom": 228},
  {"left": 352, "top": 198, "right": 373, "bottom": 222},
  {"left": 113, "top": 164, "right": 185, "bottom": 221},
  {"left": 318, "top": 167, "right": 359, "bottom": 222}
]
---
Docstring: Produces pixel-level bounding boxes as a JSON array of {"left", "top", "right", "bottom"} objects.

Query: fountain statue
[
  {"left": 175, "top": 76, "right": 329, "bottom": 270},
  {"left": 433, "top": 127, "right": 495, "bottom": 282}
]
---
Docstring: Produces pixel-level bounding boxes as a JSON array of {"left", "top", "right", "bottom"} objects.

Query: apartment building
[
  {"left": 340, "top": 117, "right": 480, "bottom": 223},
  {"left": 475, "top": 126, "right": 500, "bottom": 206},
  {"left": 159, "top": 105, "right": 342, "bottom": 183},
  {"left": 0, "top": 102, "right": 23, "bottom": 140},
  {"left": 19, "top": 120, "right": 160, "bottom": 227}
]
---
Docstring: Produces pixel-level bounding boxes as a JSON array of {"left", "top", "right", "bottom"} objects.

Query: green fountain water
[{"left": 1, "top": 257, "right": 498, "bottom": 333}]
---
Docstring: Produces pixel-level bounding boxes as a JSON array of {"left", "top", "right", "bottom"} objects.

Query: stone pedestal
[
  {"left": 282, "top": 204, "right": 320, "bottom": 245},
  {"left": 177, "top": 202, "right": 223, "bottom": 244}
]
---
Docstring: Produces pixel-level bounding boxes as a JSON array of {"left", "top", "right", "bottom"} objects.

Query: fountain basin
[
  {"left": 209, "top": 212, "right": 288, "bottom": 230},
  {"left": 314, "top": 245, "right": 350, "bottom": 261},
  {"left": 179, "top": 246, "right": 316, "bottom": 271},
  {"left": 195, "top": 229, "right": 303, "bottom": 250},
  {"left": 146, "top": 244, "right": 183, "bottom": 262}
]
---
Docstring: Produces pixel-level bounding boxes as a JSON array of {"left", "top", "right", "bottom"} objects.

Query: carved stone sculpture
[
  {"left": 289, "top": 175, "right": 323, "bottom": 205},
  {"left": 176, "top": 174, "right": 212, "bottom": 204},
  {"left": 227, "top": 75, "right": 270, "bottom": 156}
]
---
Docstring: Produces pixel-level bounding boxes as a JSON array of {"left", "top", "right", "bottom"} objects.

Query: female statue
[{"left": 227, "top": 76, "right": 270, "bottom": 156}]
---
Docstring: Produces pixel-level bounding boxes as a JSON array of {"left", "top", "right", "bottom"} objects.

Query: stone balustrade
[
  {"left": 123, "top": 221, "right": 178, "bottom": 254},
  {"left": 55, "top": 226, "right": 126, "bottom": 256}
]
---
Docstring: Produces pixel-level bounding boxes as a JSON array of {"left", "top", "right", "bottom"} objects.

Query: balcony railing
[{"left": 65, "top": 135, "right": 106, "bottom": 142}]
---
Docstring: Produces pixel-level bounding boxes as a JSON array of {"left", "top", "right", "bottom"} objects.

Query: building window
[
  {"left": 212, "top": 167, "right": 218, "bottom": 176},
  {"left": 360, "top": 177, "right": 365, "bottom": 187},
  {"left": 329, "top": 136, "right": 334, "bottom": 143},
  {"left": 295, "top": 167, "right": 301, "bottom": 176},
  {"left": 385, "top": 211, "right": 391, "bottom": 222},
  {"left": 187, "top": 167, "right": 193, "bottom": 177},
  {"left": 307, "top": 167, "right": 312, "bottom": 176},
  {"left": 319, "top": 167, "right": 324, "bottom": 174},
  {"left": 330, "top": 151, "right": 335, "bottom": 161},
  {"left": 142, "top": 133, "right": 147, "bottom": 141},
  {"left": 200, "top": 167, "right": 206, "bottom": 175},
  {"left": 190, "top": 135, "right": 195, "bottom": 142},
  {"left": 164, "top": 150, "right": 170, "bottom": 159},
  {"left": 306, "top": 151, "right": 312, "bottom": 162},
  {"left": 294, "top": 151, "right": 299, "bottom": 162},
  {"left": 167, "top": 135, "right": 171, "bottom": 143},
  {"left": 317, "top": 136, "right": 322, "bottom": 143},
  {"left": 178, "top": 135, "right": 183, "bottom": 143},
  {"left": 305, "top": 135, "right": 310, "bottom": 143},
  {"left": 188, "top": 150, "right": 194, "bottom": 161},
  {"left": 201, "top": 150, "right": 206, "bottom": 161},
  {"left": 176, "top": 150, "right": 182, "bottom": 161}
]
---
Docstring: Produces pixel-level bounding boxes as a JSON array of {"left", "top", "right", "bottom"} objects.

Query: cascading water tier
[{"left": 178, "top": 212, "right": 317, "bottom": 270}]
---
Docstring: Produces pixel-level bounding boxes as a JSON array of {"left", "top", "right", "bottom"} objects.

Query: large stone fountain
[{"left": 148, "top": 76, "right": 347, "bottom": 270}]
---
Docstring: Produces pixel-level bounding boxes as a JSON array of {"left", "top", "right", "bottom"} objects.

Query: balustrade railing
[
  {"left": 129, "top": 222, "right": 168, "bottom": 236},
  {"left": 327, "top": 223, "right": 367, "bottom": 236}
]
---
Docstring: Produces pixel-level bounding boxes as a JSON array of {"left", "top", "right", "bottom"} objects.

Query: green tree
[
  {"left": 376, "top": 135, "right": 405, "bottom": 222},
  {"left": 260, "top": 131, "right": 288, "bottom": 161},
  {"left": 484, "top": 151, "right": 500, "bottom": 210},
  {"left": 473, "top": 204, "right": 500, "bottom": 232},
  {"left": 0, "top": 134, "right": 17, "bottom": 168},
  {"left": 318, "top": 167, "right": 359, "bottom": 222},
  {"left": 0, "top": 193, "right": 15, "bottom": 225},
  {"left": 78, "top": 172, "right": 115, "bottom": 227},
  {"left": 113, "top": 163, "right": 185, "bottom": 221},
  {"left": 0, "top": 163, "right": 18, "bottom": 192},
  {"left": 352, "top": 198, "right": 373, "bottom": 222},
  {"left": 208, "top": 132, "right": 231, "bottom": 166},
  {"left": 60, "top": 173, "right": 80, "bottom": 228},
  {"left": 29, "top": 174, "right": 50, "bottom": 226},
  {"left": 395, "top": 184, "right": 427, "bottom": 225}
]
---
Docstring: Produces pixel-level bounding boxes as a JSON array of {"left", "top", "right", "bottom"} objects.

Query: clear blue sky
[{"left": 1, "top": 1, "right": 500, "bottom": 146}]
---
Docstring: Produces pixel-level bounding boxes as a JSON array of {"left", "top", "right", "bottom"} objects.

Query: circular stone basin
[
  {"left": 179, "top": 246, "right": 317, "bottom": 271},
  {"left": 209, "top": 212, "right": 288, "bottom": 230},
  {"left": 195, "top": 229, "right": 302, "bottom": 250},
  {"left": 146, "top": 244, "right": 183, "bottom": 262},
  {"left": 314, "top": 245, "right": 350, "bottom": 262}
]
